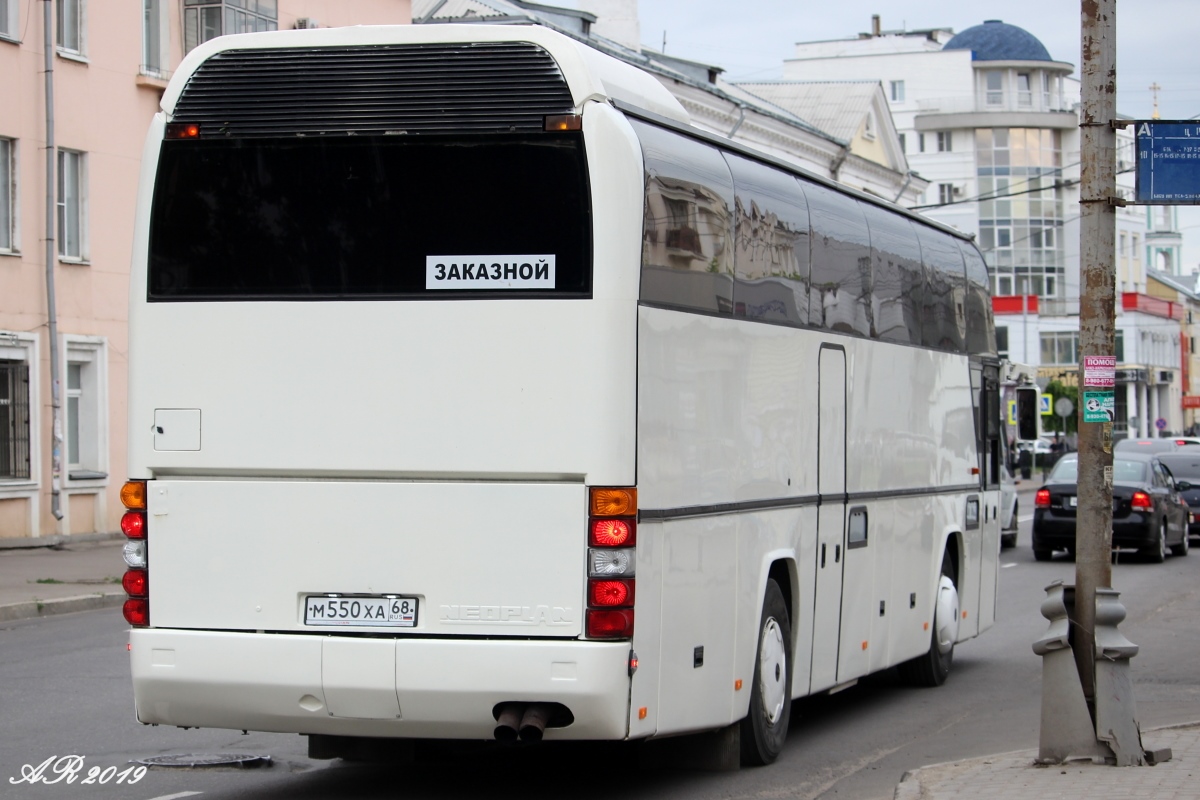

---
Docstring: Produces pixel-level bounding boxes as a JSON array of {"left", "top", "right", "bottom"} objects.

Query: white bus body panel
[
  {"left": 634, "top": 306, "right": 995, "bottom": 730},
  {"left": 146, "top": 479, "right": 585, "bottom": 636}
]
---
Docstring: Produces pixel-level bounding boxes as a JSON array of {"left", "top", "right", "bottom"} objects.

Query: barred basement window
[{"left": 0, "top": 360, "right": 31, "bottom": 480}]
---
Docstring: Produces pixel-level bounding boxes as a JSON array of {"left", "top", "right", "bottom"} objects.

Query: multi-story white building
[{"left": 784, "top": 17, "right": 1184, "bottom": 438}]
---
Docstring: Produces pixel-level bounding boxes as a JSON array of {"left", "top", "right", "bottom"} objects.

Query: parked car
[
  {"left": 1000, "top": 462, "right": 1019, "bottom": 549},
  {"left": 1032, "top": 452, "right": 1190, "bottom": 563},
  {"left": 1154, "top": 451, "right": 1200, "bottom": 544},
  {"left": 1114, "top": 436, "right": 1200, "bottom": 454}
]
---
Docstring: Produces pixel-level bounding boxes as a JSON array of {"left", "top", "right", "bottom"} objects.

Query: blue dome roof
[{"left": 943, "top": 20, "right": 1053, "bottom": 62}]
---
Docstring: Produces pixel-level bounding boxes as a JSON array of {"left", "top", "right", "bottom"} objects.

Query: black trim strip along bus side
[{"left": 639, "top": 483, "right": 981, "bottom": 522}]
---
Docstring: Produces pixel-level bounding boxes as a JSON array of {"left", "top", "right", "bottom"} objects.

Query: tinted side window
[
  {"left": 960, "top": 240, "right": 997, "bottom": 356},
  {"left": 805, "top": 181, "right": 872, "bottom": 337},
  {"left": 631, "top": 119, "right": 735, "bottom": 314},
  {"left": 724, "top": 153, "right": 811, "bottom": 327},
  {"left": 915, "top": 226, "right": 967, "bottom": 352},
  {"left": 864, "top": 211, "right": 924, "bottom": 345}
]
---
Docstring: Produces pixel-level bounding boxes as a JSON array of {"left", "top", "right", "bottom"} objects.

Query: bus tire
[
  {"left": 740, "top": 578, "right": 792, "bottom": 766},
  {"left": 899, "top": 551, "right": 958, "bottom": 688}
]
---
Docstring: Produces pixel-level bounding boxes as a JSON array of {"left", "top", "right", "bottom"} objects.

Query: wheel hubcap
[
  {"left": 758, "top": 617, "right": 787, "bottom": 725},
  {"left": 934, "top": 575, "right": 959, "bottom": 655}
]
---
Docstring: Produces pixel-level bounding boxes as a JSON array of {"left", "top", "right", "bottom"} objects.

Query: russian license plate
[{"left": 304, "top": 595, "right": 418, "bottom": 627}]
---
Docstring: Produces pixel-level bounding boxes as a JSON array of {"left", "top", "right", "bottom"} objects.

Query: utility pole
[{"left": 1075, "top": 0, "right": 1117, "bottom": 707}]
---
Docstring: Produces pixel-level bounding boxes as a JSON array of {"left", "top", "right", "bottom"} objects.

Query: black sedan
[
  {"left": 1032, "top": 452, "right": 1190, "bottom": 562},
  {"left": 1155, "top": 452, "right": 1200, "bottom": 543}
]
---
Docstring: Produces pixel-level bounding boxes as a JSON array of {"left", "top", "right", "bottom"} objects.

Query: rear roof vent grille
[{"left": 172, "top": 42, "right": 576, "bottom": 138}]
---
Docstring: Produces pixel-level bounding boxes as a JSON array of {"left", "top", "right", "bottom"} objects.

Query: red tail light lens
[
  {"left": 123, "top": 598, "right": 149, "bottom": 627},
  {"left": 1035, "top": 489, "right": 1051, "bottom": 508},
  {"left": 586, "top": 608, "right": 634, "bottom": 638},
  {"left": 122, "top": 569, "right": 148, "bottom": 598},
  {"left": 1131, "top": 491, "right": 1153, "bottom": 510},
  {"left": 590, "top": 518, "right": 635, "bottom": 547},
  {"left": 120, "top": 511, "right": 147, "bottom": 539},
  {"left": 589, "top": 578, "right": 635, "bottom": 607}
]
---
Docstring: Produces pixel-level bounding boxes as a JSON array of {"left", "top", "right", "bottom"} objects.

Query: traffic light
[{"left": 1015, "top": 385, "right": 1039, "bottom": 441}]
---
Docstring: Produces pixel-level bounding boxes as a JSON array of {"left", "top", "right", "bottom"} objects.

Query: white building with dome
[{"left": 782, "top": 18, "right": 1189, "bottom": 439}]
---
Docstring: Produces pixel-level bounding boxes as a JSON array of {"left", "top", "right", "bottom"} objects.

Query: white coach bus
[{"left": 121, "top": 24, "right": 1002, "bottom": 766}]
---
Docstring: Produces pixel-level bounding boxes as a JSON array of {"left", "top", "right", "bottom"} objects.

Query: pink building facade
[{"left": 0, "top": 0, "right": 411, "bottom": 540}]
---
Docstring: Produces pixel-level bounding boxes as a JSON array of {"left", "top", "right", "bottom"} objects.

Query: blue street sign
[{"left": 1135, "top": 121, "right": 1200, "bottom": 204}]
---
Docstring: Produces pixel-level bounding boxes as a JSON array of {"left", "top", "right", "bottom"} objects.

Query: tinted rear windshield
[{"left": 148, "top": 134, "right": 591, "bottom": 300}]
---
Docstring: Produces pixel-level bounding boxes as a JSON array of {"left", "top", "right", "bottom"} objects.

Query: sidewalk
[
  {"left": 894, "top": 722, "right": 1200, "bottom": 799},
  {"left": 0, "top": 537, "right": 126, "bottom": 622}
]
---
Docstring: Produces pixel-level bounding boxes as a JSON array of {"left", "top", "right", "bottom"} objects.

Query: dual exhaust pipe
[{"left": 493, "top": 702, "right": 556, "bottom": 742}]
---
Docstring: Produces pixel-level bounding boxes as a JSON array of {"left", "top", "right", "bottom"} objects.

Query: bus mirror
[{"left": 1015, "top": 386, "right": 1039, "bottom": 441}]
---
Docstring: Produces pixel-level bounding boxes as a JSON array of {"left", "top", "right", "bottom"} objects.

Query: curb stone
[{"left": 0, "top": 592, "right": 125, "bottom": 622}]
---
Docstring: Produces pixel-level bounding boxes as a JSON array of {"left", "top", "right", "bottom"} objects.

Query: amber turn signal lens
[
  {"left": 543, "top": 114, "right": 582, "bottom": 131},
  {"left": 590, "top": 487, "right": 637, "bottom": 517},
  {"left": 121, "top": 481, "right": 147, "bottom": 510}
]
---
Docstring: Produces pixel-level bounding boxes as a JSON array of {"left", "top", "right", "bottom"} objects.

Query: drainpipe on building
[{"left": 43, "top": 0, "right": 63, "bottom": 522}]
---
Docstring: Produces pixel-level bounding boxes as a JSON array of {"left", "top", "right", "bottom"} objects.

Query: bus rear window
[{"left": 148, "top": 134, "right": 591, "bottom": 300}]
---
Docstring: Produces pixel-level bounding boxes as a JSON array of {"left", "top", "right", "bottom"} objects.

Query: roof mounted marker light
[
  {"left": 165, "top": 122, "right": 201, "bottom": 140},
  {"left": 544, "top": 114, "right": 582, "bottom": 131}
]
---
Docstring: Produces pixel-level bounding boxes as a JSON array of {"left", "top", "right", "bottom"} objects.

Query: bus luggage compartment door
[{"left": 144, "top": 479, "right": 587, "bottom": 638}]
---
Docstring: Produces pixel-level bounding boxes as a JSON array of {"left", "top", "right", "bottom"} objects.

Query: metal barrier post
[{"left": 1032, "top": 580, "right": 1110, "bottom": 763}]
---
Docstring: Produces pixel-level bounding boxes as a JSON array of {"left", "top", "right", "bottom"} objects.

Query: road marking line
[
  {"left": 1001, "top": 563, "right": 1018, "bottom": 569},
  {"left": 145, "top": 792, "right": 203, "bottom": 800}
]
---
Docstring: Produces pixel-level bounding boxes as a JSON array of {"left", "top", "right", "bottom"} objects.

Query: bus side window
[
  {"left": 803, "top": 181, "right": 873, "bottom": 338},
  {"left": 914, "top": 227, "right": 968, "bottom": 353},
  {"left": 863, "top": 210, "right": 924, "bottom": 345},
  {"left": 723, "top": 152, "right": 811, "bottom": 327},
  {"left": 959, "top": 241, "right": 997, "bottom": 357},
  {"left": 630, "top": 120, "right": 735, "bottom": 315}
]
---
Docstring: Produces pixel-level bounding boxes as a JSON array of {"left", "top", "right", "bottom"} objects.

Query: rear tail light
[
  {"left": 1035, "top": 489, "right": 1051, "bottom": 508},
  {"left": 586, "top": 609, "right": 635, "bottom": 638},
  {"left": 586, "top": 487, "right": 637, "bottom": 640},
  {"left": 122, "top": 569, "right": 148, "bottom": 598},
  {"left": 120, "top": 511, "right": 146, "bottom": 539},
  {"left": 1131, "top": 491, "right": 1153, "bottom": 510},
  {"left": 122, "top": 599, "right": 149, "bottom": 627},
  {"left": 589, "top": 578, "right": 635, "bottom": 607},
  {"left": 121, "top": 481, "right": 149, "bottom": 627}
]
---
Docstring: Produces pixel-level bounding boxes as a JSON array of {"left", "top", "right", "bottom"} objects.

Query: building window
[
  {"left": 1043, "top": 73, "right": 1052, "bottom": 108},
  {"left": 985, "top": 70, "right": 1003, "bottom": 106},
  {"left": 890, "top": 80, "right": 905, "bottom": 102},
  {"left": 1040, "top": 331, "right": 1079, "bottom": 366},
  {"left": 64, "top": 337, "right": 107, "bottom": 481},
  {"left": 0, "top": 137, "right": 14, "bottom": 253},
  {"left": 0, "top": 341, "right": 33, "bottom": 482},
  {"left": 863, "top": 112, "right": 876, "bottom": 140},
  {"left": 898, "top": 132, "right": 906, "bottom": 153},
  {"left": 1016, "top": 72, "right": 1032, "bottom": 107},
  {"left": 0, "top": 0, "right": 17, "bottom": 40},
  {"left": 142, "top": 0, "right": 169, "bottom": 77},
  {"left": 918, "top": 133, "right": 925, "bottom": 153},
  {"left": 183, "top": 0, "right": 278, "bottom": 53},
  {"left": 56, "top": 0, "right": 85, "bottom": 55},
  {"left": 996, "top": 326, "right": 1009, "bottom": 359},
  {"left": 938, "top": 183, "right": 954, "bottom": 205},
  {"left": 936, "top": 131, "right": 952, "bottom": 152},
  {"left": 57, "top": 149, "right": 87, "bottom": 260}
]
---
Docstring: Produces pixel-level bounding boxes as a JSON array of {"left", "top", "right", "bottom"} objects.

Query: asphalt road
[{"left": 4, "top": 513, "right": 1199, "bottom": 800}]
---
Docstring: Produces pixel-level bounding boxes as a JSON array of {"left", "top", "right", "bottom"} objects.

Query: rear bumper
[
  {"left": 130, "top": 629, "right": 632, "bottom": 740},
  {"left": 1032, "top": 512, "right": 1157, "bottom": 550}
]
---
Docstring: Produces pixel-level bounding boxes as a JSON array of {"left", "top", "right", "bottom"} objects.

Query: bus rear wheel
[
  {"left": 740, "top": 579, "right": 792, "bottom": 766},
  {"left": 899, "top": 551, "right": 958, "bottom": 687}
]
